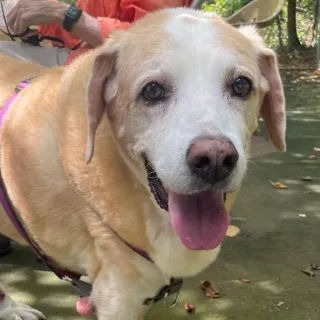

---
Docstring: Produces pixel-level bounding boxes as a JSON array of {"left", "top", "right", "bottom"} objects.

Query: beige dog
[{"left": 0, "top": 8, "right": 286, "bottom": 320}]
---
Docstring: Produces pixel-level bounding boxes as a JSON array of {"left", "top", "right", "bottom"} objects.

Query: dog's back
[
  {"left": 0, "top": 53, "right": 65, "bottom": 244},
  {"left": 0, "top": 53, "right": 45, "bottom": 107}
]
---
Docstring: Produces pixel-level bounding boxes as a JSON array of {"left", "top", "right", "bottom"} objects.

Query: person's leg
[
  {"left": 0, "top": 235, "right": 12, "bottom": 257},
  {"left": 0, "top": 41, "right": 70, "bottom": 67}
]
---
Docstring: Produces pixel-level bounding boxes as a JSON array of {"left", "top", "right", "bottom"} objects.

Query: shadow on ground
[{"left": 0, "top": 70, "right": 319, "bottom": 319}]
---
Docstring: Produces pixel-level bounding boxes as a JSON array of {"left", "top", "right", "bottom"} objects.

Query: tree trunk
[
  {"left": 312, "top": 0, "right": 320, "bottom": 43},
  {"left": 287, "top": 0, "right": 301, "bottom": 50},
  {"left": 276, "top": 12, "right": 283, "bottom": 51},
  {"left": 317, "top": 33, "right": 320, "bottom": 70},
  {"left": 317, "top": 5, "right": 320, "bottom": 70}
]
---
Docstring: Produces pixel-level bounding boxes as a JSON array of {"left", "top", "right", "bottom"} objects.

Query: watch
[{"left": 63, "top": 5, "right": 83, "bottom": 32}]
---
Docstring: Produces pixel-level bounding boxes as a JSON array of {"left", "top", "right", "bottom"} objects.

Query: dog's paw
[
  {"left": 9, "top": 302, "right": 46, "bottom": 320},
  {"left": 0, "top": 292, "right": 46, "bottom": 320}
]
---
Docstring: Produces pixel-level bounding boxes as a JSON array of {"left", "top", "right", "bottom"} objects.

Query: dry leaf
[
  {"left": 241, "top": 278, "right": 251, "bottom": 283},
  {"left": 301, "top": 268, "right": 316, "bottom": 277},
  {"left": 270, "top": 181, "right": 288, "bottom": 189},
  {"left": 301, "top": 176, "right": 312, "bottom": 182},
  {"left": 227, "top": 225, "right": 240, "bottom": 237},
  {"left": 277, "top": 301, "right": 285, "bottom": 307},
  {"left": 184, "top": 301, "right": 195, "bottom": 313},
  {"left": 310, "top": 264, "right": 320, "bottom": 271},
  {"left": 313, "top": 147, "right": 320, "bottom": 152},
  {"left": 308, "top": 154, "right": 317, "bottom": 160},
  {"left": 200, "top": 281, "right": 220, "bottom": 298}
]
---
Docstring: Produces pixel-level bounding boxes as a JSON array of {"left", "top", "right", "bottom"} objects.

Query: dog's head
[{"left": 84, "top": 8, "right": 286, "bottom": 251}]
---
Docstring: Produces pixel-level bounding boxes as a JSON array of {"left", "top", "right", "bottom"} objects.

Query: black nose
[{"left": 187, "top": 137, "right": 239, "bottom": 184}]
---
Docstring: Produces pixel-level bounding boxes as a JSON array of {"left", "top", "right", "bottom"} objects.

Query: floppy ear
[
  {"left": 85, "top": 43, "right": 118, "bottom": 163},
  {"left": 258, "top": 48, "right": 286, "bottom": 151},
  {"left": 238, "top": 26, "right": 286, "bottom": 152}
]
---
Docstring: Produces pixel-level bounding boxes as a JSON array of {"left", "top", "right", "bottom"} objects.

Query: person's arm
[
  {"left": 52, "top": 2, "right": 131, "bottom": 47},
  {"left": 54, "top": 3, "right": 104, "bottom": 48},
  {"left": 59, "top": 11, "right": 131, "bottom": 47},
  {"left": 7, "top": 0, "right": 131, "bottom": 48}
]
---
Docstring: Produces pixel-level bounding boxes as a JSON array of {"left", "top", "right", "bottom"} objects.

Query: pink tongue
[{"left": 168, "top": 190, "right": 230, "bottom": 250}]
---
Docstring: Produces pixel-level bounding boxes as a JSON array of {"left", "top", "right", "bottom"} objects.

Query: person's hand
[{"left": 7, "top": 0, "right": 68, "bottom": 35}]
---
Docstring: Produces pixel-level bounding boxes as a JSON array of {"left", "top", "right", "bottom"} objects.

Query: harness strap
[{"left": 0, "top": 173, "right": 86, "bottom": 289}]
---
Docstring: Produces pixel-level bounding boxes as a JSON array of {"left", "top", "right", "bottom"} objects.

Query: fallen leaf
[
  {"left": 226, "top": 225, "right": 240, "bottom": 237},
  {"left": 308, "top": 154, "right": 317, "bottom": 160},
  {"left": 313, "top": 147, "right": 320, "bottom": 152},
  {"left": 277, "top": 301, "right": 285, "bottom": 307},
  {"left": 270, "top": 181, "right": 288, "bottom": 189},
  {"left": 184, "top": 301, "right": 195, "bottom": 313},
  {"left": 241, "top": 278, "right": 251, "bottom": 283},
  {"left": 200, "top": 281, "right": 220, "bottom": 298},
  {"left": 301, "top": 268, "right": 316, "bottom": 277},
  {"left": 301, "top": 176, "right": 312, "bottom": 182},
  {"left": 310, "top": 264, "right": 320, "bottom": 271}
]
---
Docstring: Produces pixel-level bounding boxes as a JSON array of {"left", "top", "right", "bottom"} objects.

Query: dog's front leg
[
  {"left": 92, "top": 281, "right": 150, "bottom": 320},
  {"left": 0, "top": 283, "right": 45, "bottom": 320},
  {"left": 91, "top": 270, "right": 165, "bottom": 320}
]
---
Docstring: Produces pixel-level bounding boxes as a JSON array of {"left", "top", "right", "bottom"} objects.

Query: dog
[{"left": 0, "top": 7, "right": 286, "bottom": 320}]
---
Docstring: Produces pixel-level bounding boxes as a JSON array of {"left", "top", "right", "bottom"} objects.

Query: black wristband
[{"left": 63, "top": 5, "right": 82, "bottom": 32}]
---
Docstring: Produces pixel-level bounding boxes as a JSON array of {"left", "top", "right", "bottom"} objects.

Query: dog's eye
[
  {"left": 142, "top": 82, "right": 166, "bottom": 103},
  {"left": 231, "top": 77, "right": 252, "bottom": 98}
]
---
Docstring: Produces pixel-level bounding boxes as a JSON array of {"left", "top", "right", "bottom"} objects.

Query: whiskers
[
  {"left": 245, "top": 158, "right": 260, "bottom": 177},
  {"left": 246, "top": 158, "right": 258, "bottom": 168}
]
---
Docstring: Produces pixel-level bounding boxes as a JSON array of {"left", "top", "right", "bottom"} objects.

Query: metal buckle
[
  {"left": 14, "top": 79, "right": 34, "bottom": 94},
  {"left": 14, "top": 86, "right": 23, "bottom": 94},
  {"left": 61, "top": 276, "right": 92, "bottom": 297},
  {"left": 163, "top": 289, "right": 180, "bottom": 309},
  {"left": 62, "top": 275, "right": 73, "bottom": 282},
  {"left": 143, "top": 278, "right": 183, "bottom": 307}
]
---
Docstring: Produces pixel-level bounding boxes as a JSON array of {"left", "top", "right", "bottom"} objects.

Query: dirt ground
[{"left": 0, "top": 64, "right": 319, "bottom": 319}]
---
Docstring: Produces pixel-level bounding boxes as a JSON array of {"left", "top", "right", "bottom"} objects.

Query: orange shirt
[{"left": 38, "top": 0, "right": 191, "bottom": 64}]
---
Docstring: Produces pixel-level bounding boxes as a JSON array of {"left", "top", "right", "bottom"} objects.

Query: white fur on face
[{"left": 123, "top": 10, "right": 260, "bottom": 195}]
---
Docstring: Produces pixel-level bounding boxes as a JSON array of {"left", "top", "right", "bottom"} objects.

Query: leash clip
[
  {"left": 163, "top": 289, "right": 180, "bottom": 309},
  {"left": 143, "top": 278, "right": 183, "bottom": 307},
  {"left": 62, "top": 275, "right": 73, "bottom": 282},
  {"left": 62, "top": 276, "right": 92, "bottom": 297}
]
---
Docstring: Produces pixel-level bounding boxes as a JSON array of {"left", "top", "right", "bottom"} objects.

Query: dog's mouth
[{"left": 144, "top": 158, "right": 230, "bottom": 251}]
